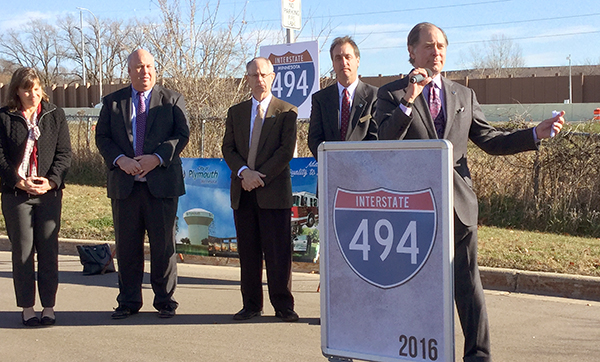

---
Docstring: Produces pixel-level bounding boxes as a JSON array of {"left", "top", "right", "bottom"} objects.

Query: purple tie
[
  {"left": 340, "top": 88, "right": 351, "bottom": 140},
  {"left": 429, "top": 84, "right": 445, "bottom": 139},
  {"left": 135, "top": 92, "right": 147, "bottom": 156}
]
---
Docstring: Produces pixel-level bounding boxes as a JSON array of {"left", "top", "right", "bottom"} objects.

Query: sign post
[
  {"left": 281, "top": 0, "right": 301, "bottom": 43},
  {"left": 319, "top": 140, "right": 455, "bottom": 362}
]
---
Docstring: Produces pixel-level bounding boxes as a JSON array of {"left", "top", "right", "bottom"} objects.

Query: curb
[
  {"left": 1, "top": 236, "right": 598, "bottom": 302},
  {"left": 480, "top": 266, "right": 600, "bottom": 302}
]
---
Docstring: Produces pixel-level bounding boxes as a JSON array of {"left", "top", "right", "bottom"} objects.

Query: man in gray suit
[
  {"left": 308, "top": 36, "right": 378, "bottom": 160},
  {"left": 96, "top": 49, "right": 189, "bottom": 319},
  {"left": 376, "top": 23, "right": 564, "bottom": 362}
]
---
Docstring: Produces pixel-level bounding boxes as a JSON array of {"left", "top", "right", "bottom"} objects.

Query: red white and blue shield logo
[{"left": 333, "top": 188, "right": 437, "bottom": 289}]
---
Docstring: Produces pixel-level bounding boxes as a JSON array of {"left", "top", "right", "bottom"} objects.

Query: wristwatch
[{"left": 400, "top": 97, "right": 413, "bottom": 108}]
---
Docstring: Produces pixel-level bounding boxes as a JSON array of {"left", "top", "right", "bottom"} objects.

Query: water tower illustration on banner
[{"left": 183, "top": 208, "right": 214, "bottom": 245}]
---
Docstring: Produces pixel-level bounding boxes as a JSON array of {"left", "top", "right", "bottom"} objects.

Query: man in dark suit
[
  {"left": 308, "top": 36, "right": 378, "bottom": 160},
  {"left": 376, "top": 23, "right": 564, "bottom": 362},
  {"left": 96, "top": 49, "right": 189, "bottom": 319},
  {"left": 222, "top": 57, "right": 299, "bottom": 322}
]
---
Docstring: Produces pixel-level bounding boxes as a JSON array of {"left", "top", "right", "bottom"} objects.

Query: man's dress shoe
[
  {"left": 158, "top": 305, "right": 176, "bottom": 318},
  {"left": 233, "top": 308, "right": 262, "bottom": 320},
  {"left": 275, "top": 308, "right": 299, "bottom": 322},
  {"left": 111, "top": 307, "right": 138, "bottom": 319}
]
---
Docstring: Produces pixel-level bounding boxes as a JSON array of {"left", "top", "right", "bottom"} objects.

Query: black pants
[
  {"left": 2, "top": 190, "right": 62, "bottom": 308},
  {"left": 111, "top": 182, "right": 178, "bottom": 311},
  {"left": 454, "top": 214, "right": 492, "bottom": 362},
  {"left": 233, "top": 190, "right": 294, "bottom": 313}
]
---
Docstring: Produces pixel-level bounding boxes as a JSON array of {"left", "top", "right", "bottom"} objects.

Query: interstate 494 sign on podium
[{"left": 319, "top": 140, "right": 455, "bottom": 362}]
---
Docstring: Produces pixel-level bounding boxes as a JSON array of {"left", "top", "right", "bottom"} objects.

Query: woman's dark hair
[{"left": 5, "top": 67, "right": 49, "bottom": 111}]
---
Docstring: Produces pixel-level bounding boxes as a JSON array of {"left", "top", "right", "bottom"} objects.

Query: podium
[{"left": 319, "top": 140, "right": 455, "bottom": 362}]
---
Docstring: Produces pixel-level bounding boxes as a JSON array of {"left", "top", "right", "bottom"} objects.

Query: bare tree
[
  {"left": 59, "top": 15, "right": 134, "bottom": 86},
  {"left": 135, "top": 0, "right": 259, "bottom": 157},
  {"left": 465, "top": 33, "right": 525, "bottom": 78},
  {"left": 580, "top": 58, "right": 600, "bottom": 75},
  {"left": 0, "top": 59, "right": 20, "bottom": 85},
  {"left": 0, "top": 19, "right": 67, "bottom": 85},
  {"left": 57, "top": 15, "right": 87, "bottom": 82},
  {"left": 101, "top": 19, "right": 133, "bottom": 83}
]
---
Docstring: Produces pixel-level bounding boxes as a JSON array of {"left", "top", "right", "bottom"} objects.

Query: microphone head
[{"left": 409, "top": 68, "right": 434, "bottom": 83}]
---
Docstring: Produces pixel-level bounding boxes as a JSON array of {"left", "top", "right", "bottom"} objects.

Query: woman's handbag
[{"left": 76, "top": 243, "right": 116, "bottom": 275}]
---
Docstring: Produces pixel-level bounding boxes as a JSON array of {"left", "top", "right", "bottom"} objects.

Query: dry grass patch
[
  {"left": 478, "top": 226, "right": 600, "bottom": 277},
  {"left": 60, "top": 184, "right": 113, "bottom": 240}
]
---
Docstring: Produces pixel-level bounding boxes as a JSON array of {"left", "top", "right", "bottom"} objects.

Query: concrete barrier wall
[
  {"left": 2, "top": 73, "right": 600, "bottom": 109},
  {"left": 481, "top": 103, "right": 600, "bottom": 123},
  {"left": 63, "top": 103, "right": 599, "bottom": 124},
  {"left": 361, "top": 73, "right": 600, "bottom": 105}
]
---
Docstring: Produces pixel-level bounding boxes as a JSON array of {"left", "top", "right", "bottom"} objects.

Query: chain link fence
[{"left": 68, "top": 114, "right": 600, "bottom": 236}]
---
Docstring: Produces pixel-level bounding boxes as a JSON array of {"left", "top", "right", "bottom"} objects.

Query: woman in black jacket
[{"left": 0, "top": 67, "right": 71, "bottom": 326}]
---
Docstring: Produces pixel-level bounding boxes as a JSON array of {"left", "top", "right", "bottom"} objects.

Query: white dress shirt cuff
[
  {"left": 533, "top": 126, "right": 540, "bottom": 143},
  {"left": 238, "top": 165, "right": 249, "bottom": 178},
  {"left": 399, "top": 103, "right": 413, "bottom": 116},
  {"left": 154, "top": 153, "right": 165, "bottom": 166}
]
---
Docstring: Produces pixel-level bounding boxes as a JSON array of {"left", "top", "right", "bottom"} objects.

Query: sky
[{"left": 1, "top": 0, "right": 599, "bottom": 77}]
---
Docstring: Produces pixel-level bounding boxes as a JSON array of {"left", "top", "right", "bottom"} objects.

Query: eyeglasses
[{"left": 247, "top": 72, "right": 273, "bottom": 79}]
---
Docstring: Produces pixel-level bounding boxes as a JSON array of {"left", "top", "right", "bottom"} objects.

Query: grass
[
  {"left": 478, "top": 226, "right": 600, "bottom": 277},
  {"left": 0, "top": 184, "right": 599, "bottom": 277},
  {"left": 59, "top": 184, "right": 114, "bottom": 240}
]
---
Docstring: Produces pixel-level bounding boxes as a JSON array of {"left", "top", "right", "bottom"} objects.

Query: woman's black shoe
[
  {"left": 22, "top": 312, "right": 40, "bottom": 327},
  {"left": 41, "top": 316, "right": 56, "bottom": 326}
]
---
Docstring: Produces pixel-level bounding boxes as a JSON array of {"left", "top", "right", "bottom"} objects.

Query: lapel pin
[{"left": 456, "top": 107, "right": 465, "bottom": 113}]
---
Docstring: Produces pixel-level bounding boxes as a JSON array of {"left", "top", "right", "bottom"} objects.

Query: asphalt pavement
[{"left": 1, "top": 249, "right": 600, "bottom": 362}]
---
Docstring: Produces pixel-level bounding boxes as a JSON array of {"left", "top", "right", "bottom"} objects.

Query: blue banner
[{"left": 176, "top": 158, "right": 319, "bottom": 262}]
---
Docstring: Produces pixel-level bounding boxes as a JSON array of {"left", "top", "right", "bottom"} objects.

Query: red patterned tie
[
  {"left": 340, "top": 88, "right": 351, "bottom": 141},
  {"left": 135, "top": 92, "right": 147, "bottom": 156}
]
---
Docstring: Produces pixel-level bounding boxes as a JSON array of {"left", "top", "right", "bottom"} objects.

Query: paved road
[{"left": 0, "top": 251, "right": 599, "bottom": 361}]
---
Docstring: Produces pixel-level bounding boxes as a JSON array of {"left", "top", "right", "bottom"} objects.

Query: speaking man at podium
[{"left": 376, "top": 22, "right": 565, "bottom": 362}]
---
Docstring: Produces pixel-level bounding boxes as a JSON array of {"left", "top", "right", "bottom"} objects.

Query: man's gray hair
[{"left": 246, "top": 57, "right": 274, "bottom": 74}]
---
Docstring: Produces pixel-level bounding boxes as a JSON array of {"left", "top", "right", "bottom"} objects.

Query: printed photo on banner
[{"left": 176, "top": 157, "right": 319, "bottom": 262}]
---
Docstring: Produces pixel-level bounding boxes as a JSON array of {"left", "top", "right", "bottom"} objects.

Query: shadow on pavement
[
  {"left": 0, "top": 310, "right": 320, "bottom": 329},
  {"left": 0, "top": 270, "right": 243, "bottom": 289}
]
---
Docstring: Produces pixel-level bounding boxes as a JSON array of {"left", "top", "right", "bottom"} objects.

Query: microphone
[{"left": 409, "top": 68, "right": 433, "bottom": 83}]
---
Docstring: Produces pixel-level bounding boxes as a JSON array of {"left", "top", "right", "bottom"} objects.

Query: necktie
[
  {"left": 429, "top": 84, "right": 445, "bottom": 139},
  {"left": 135, "top": 92, "right": 147, "bottom": 156},
  {"left": 247, "top": 104, "right": 264, "bottom": 170},
  {"left": 29, "top": 142, "right": 38, "bottom": 177},
  {"left": 340, "top": 88, "right": 351, "bottom": 141}
]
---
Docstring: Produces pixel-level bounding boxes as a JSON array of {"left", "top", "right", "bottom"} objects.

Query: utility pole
[
  {"left": 567, "top": 54, "right": 572, "bottom": 104},
  {"left": 77, "top": 7, "right": 103, "bottom": 105},
  {"left": 79, "top": 11, "right": 86, "bottom": 86}
]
